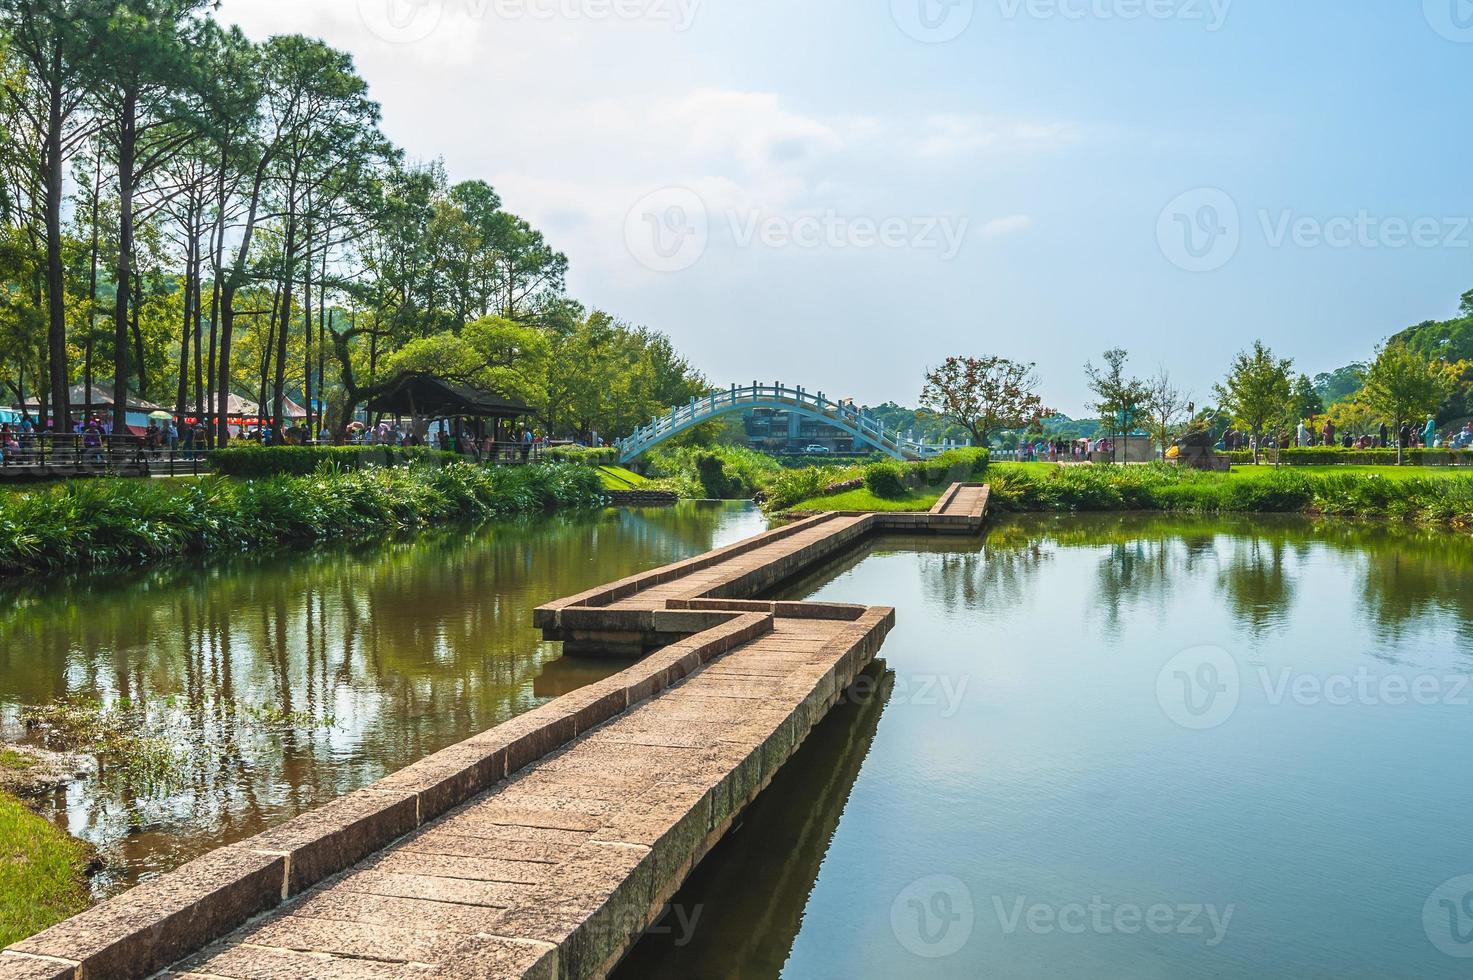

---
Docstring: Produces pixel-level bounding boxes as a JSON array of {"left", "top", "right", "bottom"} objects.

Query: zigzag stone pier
[{"left": 0, "top": 484, "right": 988, "bottom": 980}]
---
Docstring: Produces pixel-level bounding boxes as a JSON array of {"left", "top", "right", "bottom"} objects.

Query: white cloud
[
  {"left": 915, "top": 114, "right": 1080, "bottom": 159},
  {"left": 979, "top": 214, "right": 1034, "bottom": 238}
]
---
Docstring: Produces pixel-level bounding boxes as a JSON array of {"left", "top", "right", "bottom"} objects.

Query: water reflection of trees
[
  {"left": 0, "top": 503, "right": 752, "bottom": 891},
  {"left": 983, "top": 515, "right": 1473, "bottom": 645}
]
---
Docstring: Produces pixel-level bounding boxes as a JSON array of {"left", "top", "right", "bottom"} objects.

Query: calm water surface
[
  {"left": 0, "top": 501, "right": 765, "bottom": 893},
  {"left": 619, "top": 514, "right": 1473, "bottom": 980}
]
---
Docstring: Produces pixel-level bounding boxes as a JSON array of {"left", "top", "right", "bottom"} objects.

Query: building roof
[
  {"left": 18, "top": 384, "right": 167, "bottom": 414},
  {"left": 365, "top": 373, "right": 535, "bottom": 420}
]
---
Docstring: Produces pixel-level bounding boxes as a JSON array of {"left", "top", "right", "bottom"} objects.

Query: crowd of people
[
  {"left": 1291, "top": 417, "right": 1465, "bottom": 451},
  {"left": 1016, "top": 438, "right": 1112, "bottom": 462}
]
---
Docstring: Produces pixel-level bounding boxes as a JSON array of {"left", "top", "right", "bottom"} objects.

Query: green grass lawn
[
  {"left": 0, "top": 790, "right": 90, "bottom": 946},
  {"left": 596, "top": 466, "right": 650, "bottom": 490},
  {"left": 793, "top": 486, "right": 946, "bottom": 512},
  {"left": 992, "top": 461, "right": 1473, "bottom": 481}
]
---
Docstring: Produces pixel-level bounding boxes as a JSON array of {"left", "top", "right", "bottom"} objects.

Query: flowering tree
[{"left": 920, "top": 355, "right": 1049, "bottom": 448}]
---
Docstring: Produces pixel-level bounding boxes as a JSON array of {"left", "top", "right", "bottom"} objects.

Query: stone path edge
[{"left": 0, "top": 612, "right": 776, "bottom": 980}]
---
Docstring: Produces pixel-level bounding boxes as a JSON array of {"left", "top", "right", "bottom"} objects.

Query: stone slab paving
[{"left": 153, "top": 613, "right": 889, "bottom": 980}]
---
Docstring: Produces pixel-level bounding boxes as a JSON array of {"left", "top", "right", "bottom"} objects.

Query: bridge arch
[{"left": 615, "top": 383, "right": 955, "bottom": 464}]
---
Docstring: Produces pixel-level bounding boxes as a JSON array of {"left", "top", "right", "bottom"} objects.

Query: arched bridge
[{"left": 616, "top": 383, "right": 957, "bottom": 464}]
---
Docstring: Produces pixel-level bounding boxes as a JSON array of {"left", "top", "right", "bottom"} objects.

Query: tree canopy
[{"left": 0, "top": 3, "right": 706, "bottom": 443}]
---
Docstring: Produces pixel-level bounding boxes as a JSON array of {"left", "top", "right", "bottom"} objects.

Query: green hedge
[
  {"left": 1224, "top": 448, "right": 1473, "bottom": 467},
  {"left": 864, "top": 462, "right": 909, "bottom": 499},
  {"left": 545, "top": 445, "right": 619, "bottom": 466},
  {"left": 987, "top": 462, "right": 1473, "bottom": 525},
  {"left": 211, "top": 445, "right": 459, "bottom": 477},
  {"left": 0, "top": 462, "right": 605, "bottom": 577}
]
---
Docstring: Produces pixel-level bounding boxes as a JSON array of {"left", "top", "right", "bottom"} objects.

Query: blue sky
[{"left": 223, "top": 0, "right": 1473, "bottom": 415}]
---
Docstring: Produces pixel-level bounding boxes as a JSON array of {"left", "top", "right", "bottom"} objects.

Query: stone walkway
[
  {"left": 1, "top": 484, "right": 987, "bottom": 980},
  {"left": 156, "top": 614, "right": 881, "bottom": 979}
]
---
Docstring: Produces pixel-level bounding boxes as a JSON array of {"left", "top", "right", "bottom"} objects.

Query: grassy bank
[
  {"left": 0, "top": 790, "right": 90, "bottom": 947},
  {"left": 987, "top": 462, "right": 1473, "bottom": 526},
  {"left": 794, "top": 486, "right": 948, "bottom": 512},
  {"left": 0, "top": 462, "right": 604, "bottom": 578},
  {"left": 770, "top": 448, "right": 990, "bottom": 512}
]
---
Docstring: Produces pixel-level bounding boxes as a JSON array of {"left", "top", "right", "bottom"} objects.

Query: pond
[
  {"left": 0, "top": 501, "right": 766, "bottom": 895},
  {"left": 617, "top": 513, "right": 1473, "bottom": 979}
]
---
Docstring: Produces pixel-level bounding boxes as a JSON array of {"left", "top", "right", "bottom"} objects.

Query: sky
[{"left": 217, "top": 0, "right": 1473, "bottom": 416}]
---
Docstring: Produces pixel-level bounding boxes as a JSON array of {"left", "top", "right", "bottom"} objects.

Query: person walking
[
  {"left": 1378, "top": 422, "right": 1389, "bottom": 449},
  {"left": 521, "top": 427, "right": 533, "bottom": 464}
]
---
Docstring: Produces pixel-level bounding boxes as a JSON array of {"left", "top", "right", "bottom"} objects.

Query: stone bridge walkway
[{"left": 0, "top": 484, "right": 988, "bottom": 980}]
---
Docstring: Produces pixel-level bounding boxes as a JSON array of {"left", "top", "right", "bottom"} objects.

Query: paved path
[
  {"left": 160, "top": 615, "right": 876, "bottom": 979},
  {"left": 1, "top": 485, "right": 987, "bottom": 980}
]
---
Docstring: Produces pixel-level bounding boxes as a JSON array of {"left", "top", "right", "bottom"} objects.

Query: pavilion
[{"left": 365, "top": 372, "right": 537, "bottom": 453}]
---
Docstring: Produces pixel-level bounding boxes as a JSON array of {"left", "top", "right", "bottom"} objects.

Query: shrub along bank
[
  {"left": 645, "top": 445, "right": 786, "bottom": 500},
  {"left": 766, "top": 448, "right": 990, "bottom": 512},
  {"left": 211, "top": 445, "right": 459, "bottom": 477},
  {"left": 987, "top": 463, "right": 1473, "bottom": 526},
  {"left": 0, "top": 462, "right": 605, "bottom": 578},
  {"left": 1224, "top": 448, "right": 1473, "bottom": 467}
]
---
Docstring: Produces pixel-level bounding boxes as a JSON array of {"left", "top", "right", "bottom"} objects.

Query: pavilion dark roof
[{"left": 365, "top": 372, "right": 535, "bottom": 419}]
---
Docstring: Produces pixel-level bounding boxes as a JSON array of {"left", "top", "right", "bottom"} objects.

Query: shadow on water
[{"left": 612, "top": 660, "right": 894, "bottom": 980}]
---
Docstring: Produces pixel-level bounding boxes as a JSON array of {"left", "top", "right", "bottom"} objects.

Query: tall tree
[
  {"left": 1214, "top": 341, "right": 1294, "bottom": 464},
  {"left": 1360, "top": 342, "right": 1457, "bottom": 464},
  {"left": 1142, "top": 367, "right": 1190, "bottom": 459},
  {"left": 86, "top": 0, "right": 210, "bottom": 432},
  {"left": 1085, "top": 348, "right": 1148, "bottom": 463},
  {"left": 1288, "top": 373, "right": 1324, "bottom": 435},
  {"left": 0, "top": 0, "right": 101, "bottom": 429},
  {"left": 919, "top": 355, "right": 1048, "bottom": 448}
]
